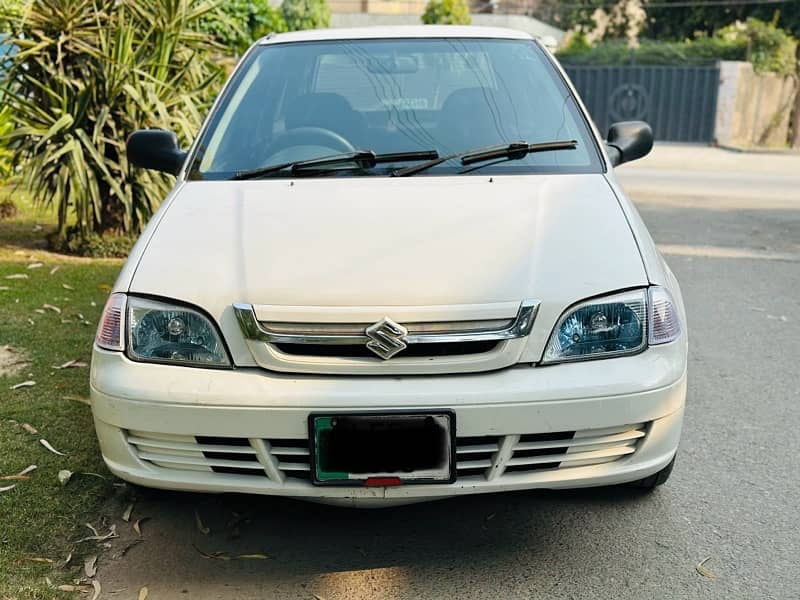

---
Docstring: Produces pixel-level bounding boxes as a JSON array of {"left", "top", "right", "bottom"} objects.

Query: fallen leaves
[
  {"left": 1, "top": 465, "right": 37, "bottom": 481},
  {"left": 40, "top": 438, "right": 66, "bottom": 456},
  {"left": 57, "top": 584, "right": 93, "bottom": 593},
  {"left": 5, "top": 273, "right": 29, "bottom": 279},
  {"left": 62, "top": 283, "right": 75, "bottom": 290},
  {"left": 84, "top": 555, "right": 98, "bottom": 578},
  {"left": 192, "top": 545, "right": 271, "bottom": 561},
  {"left": 50, "top": 266, "right": 60, "bottom": 275},
  {"left": 58, "top": 470, "right": 73, "bottom": 486},
  {"left": 122, "top": 501, "right": 135, "bottom": 522},
  {"left": 22, "top": 557, "right": 53, "bottom": 564},
  {"left": 9, "top": 380, "right": 36, "bottom": 390},
  {"left": 133, "top": 517, "right": 149, "bottom": 537},
  {"left": 21, "top": 423, "right": 38, "bottom": 434},
  {"left": 695, "top": 556, "right": 716, "bottom": 579},
  {"left": 42, "top": 303, "right": 61, "bottom": 314},
  {"left": 27, "top": 262, "right": 44, "bottom": 269},
  {"left": 90, "top": 579, "right": 101, "bottom": 600},
  {"left": 52, "top": 359, "right": 88, "bottom": 370},
  {"left": 75, "top": 523, "right": 117, "bottom": 544},
  {"left": 194, "top": 509, "right": 210, "bottom": 535},
  {"left": 0, "top": 484, "right": 16, "bottom": 493},
  {"left": 138, "top": 587, "right": 149, "bottom": 600}
]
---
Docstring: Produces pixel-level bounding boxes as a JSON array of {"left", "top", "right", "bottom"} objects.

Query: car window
[{"left": 190, "top": 38, "right": 602, "bottom": 179}]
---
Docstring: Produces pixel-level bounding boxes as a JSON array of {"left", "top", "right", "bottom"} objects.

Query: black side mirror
[
  {"left": 126, "top": 129, "right": 187, "bottom": 175},
  {"left": 606, "top": 121, "right": 653, "bottom": 167}
]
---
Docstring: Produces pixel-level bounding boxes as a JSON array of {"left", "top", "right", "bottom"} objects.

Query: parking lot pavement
[{"left": 97, "top": 146, "right": 800, "bottom": 600}]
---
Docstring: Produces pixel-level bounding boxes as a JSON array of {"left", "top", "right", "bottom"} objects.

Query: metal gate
[{"left": 563, "top": 65, "right": 721, "bottom": 143}]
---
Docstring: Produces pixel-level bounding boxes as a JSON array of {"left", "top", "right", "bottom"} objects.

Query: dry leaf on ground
[
  {"left": 0, "top": 484, "right": 16, "bottom": 493},
  {"left": 122, "top": 502, "right": 135, "bottom": 522},
  {"left": 1, "top": 465, "right": 37, "bottom": 481},
  {"left": 40, "top": 439, "right": 66, "bottom": 456},
  {"left": 133, "top": 517, "right": 149, "bottom": 536},
  {"left": 194, "top": 509, "right": 210, "bottom": 535},
  {"left": 75, "top": 524, "right": 117, "bottom": 544},
  {"left": 23, "top": 557, "right": 54, "bottom": 564},
  {"left": 84, "top": 555, "right": 98, "bottom": 578},
  {"left": 58, "top": 470, "right": 73, "bottom": 485},
  {"left": 43, "top": 303, "right": 62, "bottom": 313},
  {"left": 57, "top": 584, "right": 92, "bottom": 593},
  {"left": 5, "top": 273, "right": 28, "bottom": 279},
  {"left": 50, "top": 266, "right": 60, "bottom": 275},
  {"left": 193, "top": 545, "right": 270, "bottom": 561},
  {"left": 53, "top": 360, "right": 88, "bottom": 369},
  {"left": 9, "top": 380, "right": 36, "bottom": 390},
  {"left": 21, "top": 423, "right": 38, "bottom": 434},
  {"left": 90, "top": 579, "right": 101, "bottom": 600},
  {"left": 27, "top": 262, "right": 43, "bottom": 269},
  {"left": 138, "top": 587, "right": 149, "bottom": 600},
  {"left": 696, "top": 556, "right": 716, "bottom": 579},
  {"left": 62, "top": 283, "right": 75, "bottom": 290}
]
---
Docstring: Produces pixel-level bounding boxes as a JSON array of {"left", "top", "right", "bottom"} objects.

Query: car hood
[{"left": 129, "top": 174, "right": 647, "bottom": 362}]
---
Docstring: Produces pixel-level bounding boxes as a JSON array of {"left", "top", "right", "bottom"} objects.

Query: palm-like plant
[{"left": 0, "top": 0, "right": 223, "bottom": 242}]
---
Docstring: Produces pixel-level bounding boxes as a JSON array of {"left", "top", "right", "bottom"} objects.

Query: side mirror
[
  {"left": 126, "top": 129, "right": 187, "bottom": 175},
  {"left": 606, "top": 121, "right": 653, "bottom": 167}
]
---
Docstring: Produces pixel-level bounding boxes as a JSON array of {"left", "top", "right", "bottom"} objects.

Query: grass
[{"left": 0, "top": 189, "right": 123, "bottom": 599}]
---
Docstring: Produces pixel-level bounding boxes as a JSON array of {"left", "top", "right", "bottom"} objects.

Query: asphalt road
[{"left": 98, "top": 147, "right": 800, "bottom": 600}]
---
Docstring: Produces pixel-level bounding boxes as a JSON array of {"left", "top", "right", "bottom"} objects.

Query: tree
[
  {"left": 541, "top": 0, "right": 646, "bottom": 47},
  {"left": 0, "top": 0, "right": 224, "bottom": 249},
  {"left": 645, "top": 2, "right": 800, "bottom": 40},
  {"left": 421, "top": 0, "right": 471, "bottom": 25},
  {"left": 281, "top": 0, "right": 331, "bottom": 31},
  {"left": 198, "top": 0, "right": 286, "bottom": 54}
]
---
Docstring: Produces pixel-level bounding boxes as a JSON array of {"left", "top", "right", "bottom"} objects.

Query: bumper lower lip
[{"left": 89, "top": 345, "right": 686, "bottom": 505}]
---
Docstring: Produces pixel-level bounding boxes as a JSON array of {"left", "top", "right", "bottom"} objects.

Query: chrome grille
[
  {"left": 128, "top": 423, "right": 646, "bottom": 484},
  {"left": 232, "top": 300, "right": 540, "bottom": 374}
]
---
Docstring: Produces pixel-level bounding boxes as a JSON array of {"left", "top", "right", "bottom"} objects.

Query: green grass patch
[{"left": 1, "top": 193, "right": 123, "bottom": 599}]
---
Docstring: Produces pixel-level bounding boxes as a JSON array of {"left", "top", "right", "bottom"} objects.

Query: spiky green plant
[{"left": 0, "top": 0, "right": 224, "bottom": 243}]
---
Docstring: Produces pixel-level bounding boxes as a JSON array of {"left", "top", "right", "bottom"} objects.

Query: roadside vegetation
[
  {"left": 421, "top": 0, "right": 471, "bottom": 25},
  {"left": 557, "top": 17, "right": 798, "bottom": 76}
]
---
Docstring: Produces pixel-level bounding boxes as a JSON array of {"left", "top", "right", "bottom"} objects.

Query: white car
[{"left": 91, "top": 26, "right": 687, "bottom": 506}]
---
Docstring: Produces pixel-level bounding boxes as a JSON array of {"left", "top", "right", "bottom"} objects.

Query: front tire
[{"left": 627, "top": 456, "right": 675, "bottom": 491}]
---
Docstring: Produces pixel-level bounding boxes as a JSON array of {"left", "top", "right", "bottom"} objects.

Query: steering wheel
[{"left": 267, "top": 126, "right": 357, "bottom": 157}]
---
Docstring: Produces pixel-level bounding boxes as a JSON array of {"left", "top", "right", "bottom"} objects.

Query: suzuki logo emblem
[{"left": 365, "top": 317, "right": 408, "bottom": 360}]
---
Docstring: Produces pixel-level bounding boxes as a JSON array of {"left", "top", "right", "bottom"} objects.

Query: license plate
[{"left": 309, "top": 412, "right": 455, "bottom": 486}]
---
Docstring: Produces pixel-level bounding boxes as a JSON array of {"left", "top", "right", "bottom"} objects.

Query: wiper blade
[
  {"left": 233, "top": 150, "right": 439, "bottom": 180},
  {"left": 461, "top": 140, "right": 577, "bottom": 165},
  {"left": 392, "top": 140, "right": 577, "bottom": 177}
]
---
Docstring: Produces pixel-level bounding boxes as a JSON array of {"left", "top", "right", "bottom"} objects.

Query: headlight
[
  {"left": 126, "top": 297, "right": 230, "bottom": 367},
  {"left": 542, "top": 287, "right": 681, "bottom": 363},
  {"left": 543, "top": 289, "right": 647, "bottom": 363}
]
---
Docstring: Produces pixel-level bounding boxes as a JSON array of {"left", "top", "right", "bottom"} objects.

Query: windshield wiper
[
  {"left": 232, "top": 150, "right": 439, "bottom": 180},
  {"left": 392, "top": 140, "right": 577, "bottom": 177}
]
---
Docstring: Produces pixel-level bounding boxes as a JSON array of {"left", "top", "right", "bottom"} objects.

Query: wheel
[
  {"left": 266, "top": 126, "right": 356, "bottom": 156},
  {"left": 627, "top": 455, "right": 675, "bottom": 491}
]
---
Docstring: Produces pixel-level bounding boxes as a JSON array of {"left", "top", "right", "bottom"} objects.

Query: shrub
[
  {"left": 717, "top": 19, "right": 798, "bottom": 76},
  {"left": 558, "top": 19, "right": 798, "bottom": 75},
  {"left": 281, "top": 0, "right": 331, "bottom": 31},
  {"left": 198, "top": 0, "right": 287, "bottom": 54},
  {"left": 0, "top": 0, "right": 224, "bottom": 246},
  {"left": 421, "top": 0, "right": 471, "bottom": 25}
]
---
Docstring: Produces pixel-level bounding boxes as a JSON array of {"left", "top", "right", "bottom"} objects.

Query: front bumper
[{"left": 90, "top": 344, "right": 686, "bottom": 506}]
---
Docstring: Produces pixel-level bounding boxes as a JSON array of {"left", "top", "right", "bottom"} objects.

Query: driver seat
[{"left": 284, "top": 93, "right": 367, "bottom": 149}]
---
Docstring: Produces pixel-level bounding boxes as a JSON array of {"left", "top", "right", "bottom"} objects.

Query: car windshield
[{"left": 189, "top": 38, "right": 602, "bottom": 179}]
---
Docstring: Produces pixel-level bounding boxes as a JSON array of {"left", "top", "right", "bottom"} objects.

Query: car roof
[{"left": 259, "top": 26, "right": 534, "bottom": 45}]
